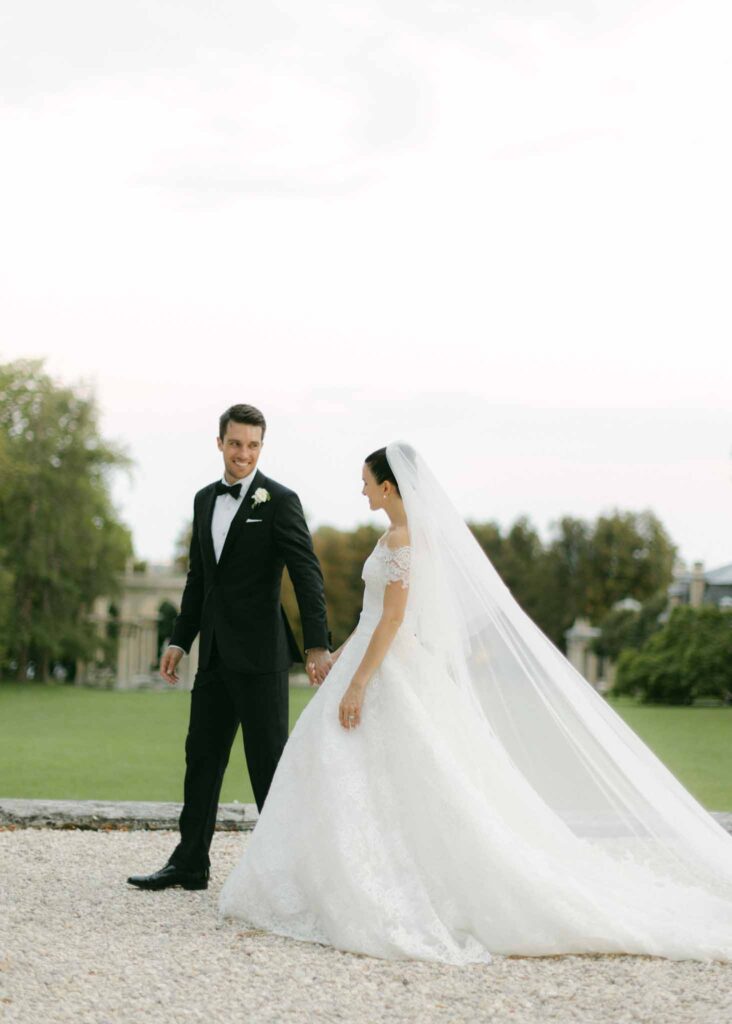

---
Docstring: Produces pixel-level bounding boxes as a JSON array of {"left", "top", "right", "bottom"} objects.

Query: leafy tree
[
  {"left": 469, "top": 516, "right": 563, "bottom": 643},
  {"left": 469, "top": 510, "right": 676, "bottom": 652},
  {"left": 582, "top": 509, "right": 677, "bottom": 622},
  {"left": 591, "top": 591, "right": 669, "bottom": 662},
  {"left": 0, "top": 359, "right": 133, "bottom": 680},
  {"left": 468, "top": 516, "right": 545, "bottom": 599},
  {"left": 539, "top": 516, "right": 595, "bottom": 648},
  {"left": 174, "top": 521, "right": 192, "bottom": 573},
  {"left": 0, "top": 556, "right": 12, "bottom": 665},
  {"left": 614, "top": 605, "right": 732, "bottom": 704},
  {"left": 466, "top": 520, "right": 503, "bottom": 565},
  {"left": 0, "top": 433, "right": 14, "bottom": 661},
  {"left": 471, "top": 514, "right": 597, "bottom": 649}
]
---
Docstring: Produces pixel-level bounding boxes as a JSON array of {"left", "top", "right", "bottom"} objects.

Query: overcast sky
[{"left": 2, "top": 0, "right": 731, "bottom": 572}]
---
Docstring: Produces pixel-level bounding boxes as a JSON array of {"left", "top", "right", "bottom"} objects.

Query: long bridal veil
[{"left": 386, "top": 440, "right": 732, "bottom": 900}]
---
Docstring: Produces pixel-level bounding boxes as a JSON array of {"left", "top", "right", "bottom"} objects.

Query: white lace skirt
[{"left": 218, "top": 626, "right": 732, "bottom": 965}]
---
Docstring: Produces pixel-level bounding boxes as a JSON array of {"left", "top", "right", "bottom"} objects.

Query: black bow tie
[{"left": 215, "top": 481, "right": 242, "bottom": 499}]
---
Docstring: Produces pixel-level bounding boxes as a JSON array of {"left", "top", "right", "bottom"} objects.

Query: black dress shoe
[{"left": 127, "top": 863, "right": 209, "bottom": 891}]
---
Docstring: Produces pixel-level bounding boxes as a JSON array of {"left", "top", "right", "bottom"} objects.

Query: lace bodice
[
  {"left": 380, "top": 537, "right": 411, "bottom": 587},
  {"left": 363, "top": 535, "right": 410, "bottom": 585},
  {"left": 357, "top": 534, "right": 411, "bottom": 633}
]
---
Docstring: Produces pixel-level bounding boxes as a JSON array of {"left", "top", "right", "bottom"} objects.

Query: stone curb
[
  {"left": 0, "top": 798, "right": 258, "bottom": 831},
  {"left": 1, "top": 798, "right": 731, "bottom": 836}
]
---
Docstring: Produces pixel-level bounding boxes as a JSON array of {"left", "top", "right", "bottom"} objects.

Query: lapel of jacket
[
  {"left": 202, "top": 483, "right": 218, "bottom": 570},
  {"left": 217, "top": 469, "right": 266, "bottom": 568}
]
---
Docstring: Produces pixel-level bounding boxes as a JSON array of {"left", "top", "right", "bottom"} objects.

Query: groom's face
[{"left": 217, "top": 422, "right": 264, "bottom": 483}]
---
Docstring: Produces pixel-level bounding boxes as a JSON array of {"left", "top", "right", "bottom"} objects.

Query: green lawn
[
  {"left": 1, "top": 684, "right": 731, "bottom": 810},
  {"left": 0, "top": 682, "right": 317, "bottom": 805},
  {"left": 606, "top": 695, "right": 732, "bottom": 812}
]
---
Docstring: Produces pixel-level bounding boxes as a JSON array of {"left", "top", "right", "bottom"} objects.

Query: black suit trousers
[{"left": 169, "top": 638, "right": 289, "bottom": 872}]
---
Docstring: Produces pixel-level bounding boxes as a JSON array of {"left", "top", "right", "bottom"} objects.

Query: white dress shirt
[
  {"left": 168, "top": 468, "right": 257, "bottom": 654},
  {"left": 211, "top": 468, "right": 257, "bottom": 562}
]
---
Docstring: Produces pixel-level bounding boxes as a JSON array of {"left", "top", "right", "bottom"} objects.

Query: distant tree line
[
  {"left": 174, "top": 507, "right": 680, "bottom": 659},
  {"left": 4, "top": 357, "right": 729, "bottom": 703},
  {"left": 308, "top": 514, "right": 674, "bottom": 662}
]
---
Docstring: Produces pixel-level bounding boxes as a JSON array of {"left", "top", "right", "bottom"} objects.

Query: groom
[{"left": 128, "top": 403, "right": 332, "bottom": 891}]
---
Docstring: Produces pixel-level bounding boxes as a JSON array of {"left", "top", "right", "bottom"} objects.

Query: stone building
[
  {"left": 564, "top": 559, "right": 732, "bottom": 693},
  {"left": 84, "top": 557, "right": 732, "bottom": 693},
  {"left": 77, "top": 561, "right": 198, "bottom": 690},
  {"left": 667, "top": 560, "right": 732, "bottom": 611}
]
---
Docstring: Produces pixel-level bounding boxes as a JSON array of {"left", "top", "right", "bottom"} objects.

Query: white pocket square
[{"left": 245, "top": 518, "right": 263, "bottom": 523}]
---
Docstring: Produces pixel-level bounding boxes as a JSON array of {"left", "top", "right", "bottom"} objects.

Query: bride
[{"left": 219, "top": 441, "right": 732, "bottom": 965}]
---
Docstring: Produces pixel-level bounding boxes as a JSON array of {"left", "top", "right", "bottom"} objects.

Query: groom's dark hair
[{"left": 219, "top": 404, "right": 267, "bottom": 440}]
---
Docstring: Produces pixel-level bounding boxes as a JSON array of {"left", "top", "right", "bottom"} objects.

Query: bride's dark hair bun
[{"left": 365, "top": 447, "right": 400, "bottom": 496}]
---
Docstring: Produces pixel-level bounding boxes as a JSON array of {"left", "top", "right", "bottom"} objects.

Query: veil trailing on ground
[{"left": 386, "top": 440, "right": 732, "bottom": 895}]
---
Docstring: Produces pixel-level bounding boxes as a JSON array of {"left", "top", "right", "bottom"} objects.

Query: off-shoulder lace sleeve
[{"left": 383, "top": 545, "right": 410, "bottom": 588}]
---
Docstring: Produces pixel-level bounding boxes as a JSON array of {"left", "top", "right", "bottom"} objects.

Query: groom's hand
[
  {"left": 160, "top": 646, "right": 183, "bottom": 685},
  {"left": 305, "top": 648, "right": 332, "bottom": 687}
]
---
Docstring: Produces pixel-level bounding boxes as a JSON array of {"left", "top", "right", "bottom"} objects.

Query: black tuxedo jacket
[{"left": 170, "top": 469, "right": 331, "bottom": 674}]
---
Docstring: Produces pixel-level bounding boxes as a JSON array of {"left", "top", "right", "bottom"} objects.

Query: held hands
[
  {"left": 162, "top": 645, "right": 331, "bottom": 687},
  {"left": 306, "top": 648, "right": 333, "bottom": 687},
  {"left": 160, "top": 646, "right": 183, "bottom": 685},
  {"left": 339, "top": 680, "right": 366, "bottom": 730}
]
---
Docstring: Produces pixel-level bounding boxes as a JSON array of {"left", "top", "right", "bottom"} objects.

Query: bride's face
[{"left": 362, "top": 463, "right": 387, "bottom": 511}]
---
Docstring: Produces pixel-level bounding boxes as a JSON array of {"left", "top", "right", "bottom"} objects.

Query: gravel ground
[{"left": 1, "top": 829, "right": 731, "bottom": 1024}]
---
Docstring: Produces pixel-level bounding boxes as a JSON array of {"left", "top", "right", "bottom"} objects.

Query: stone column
[
  {"left": 585, "top": 648, "right": 599, "bottom": 687},
  {"left": 116, "top": 624, "right": 134, "bottom": 688},
  {"left": 139, "top": 618, "right": 159, "bottom": 676},
  {"left": 565, "top": 617, "right": 602, "bottom": 687},
  {"left": 689, "top": 561, "right": 705, "bottom": 608}
]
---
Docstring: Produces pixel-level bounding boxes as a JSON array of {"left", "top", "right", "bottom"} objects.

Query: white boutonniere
[{"left": 251, "top": 487, "right": 271, "bottom": 508}]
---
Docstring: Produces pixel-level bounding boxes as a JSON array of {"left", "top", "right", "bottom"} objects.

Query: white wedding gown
[{"left": 219, "top": 534, "right": 732, "bottom": 966}]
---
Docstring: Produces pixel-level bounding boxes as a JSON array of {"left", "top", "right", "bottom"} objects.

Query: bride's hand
[{"left": 339, "top": 681, "right": 365, "bottom": 730}]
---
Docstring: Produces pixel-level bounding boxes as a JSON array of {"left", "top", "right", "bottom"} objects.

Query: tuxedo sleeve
[
  {"left": 272, "top": 491, "right": 331, "bottom": 651},
  {"left": 169, "top": 497, "right": 205, "bottom": 653}
]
